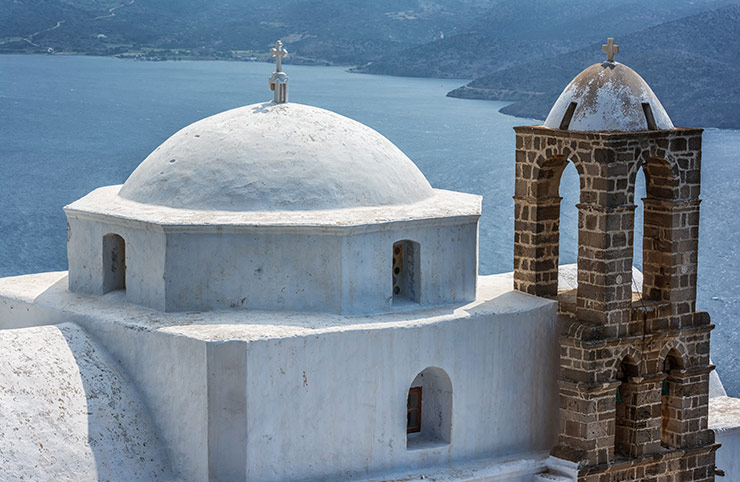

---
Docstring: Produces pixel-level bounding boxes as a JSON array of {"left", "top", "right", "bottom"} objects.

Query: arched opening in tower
[
  {"left": 632, "top": 168, "right": 647, "bottom": 295},
  {"left": 614, "top": 355, "right": 640, "bottom": 458},
  {"left": 634, "top": 157, "right": 680, "bottom": 303},
  {"left": 558, "top": 160, "right": 580, "bottom": 273},
  {"left": 102, "top": 233, "right": 126, "bottom": 293},
  {"left": 661, "top": 348, "right": 684, "bottom": 448},
  {"left": 541, "top": 157, "right": 580, "bottom": 311}
]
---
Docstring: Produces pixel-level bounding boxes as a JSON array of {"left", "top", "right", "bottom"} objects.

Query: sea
[{"left": 1, "top": 54, "right": 738, "bottom": 395}]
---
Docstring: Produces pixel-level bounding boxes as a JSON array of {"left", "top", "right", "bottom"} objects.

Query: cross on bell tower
[
  {"left": 602, "top": 37, "right": 619, "bottom": 62},
  {"left": 269, "top": 40, "right": 289, "bottom": 104}
]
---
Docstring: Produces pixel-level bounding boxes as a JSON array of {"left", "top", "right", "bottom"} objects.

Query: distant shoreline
[
  {"left": 0, "top": 51, "right": 545, "bottom": 126},
  {"left": 0, "top": 49, "right": 345, "bottom": 67}
]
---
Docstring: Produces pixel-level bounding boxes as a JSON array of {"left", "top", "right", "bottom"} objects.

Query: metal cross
[
  {"left": 270, "top": 40, "right": 288, "bottom": 72},
  {"left": 602, "top": 37, "right": 619, "bottom": 62}
]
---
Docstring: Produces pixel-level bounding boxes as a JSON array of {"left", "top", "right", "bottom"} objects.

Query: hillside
[
  {"left": 447, "top": 5, "right": 740, "bottom": 129},
  {"left": 3, "top": 0, "right": 737, "bottom": 70},
  {"left": 350, "top": 0, "right": 737, "bottom": 78},
  {"left": 0, "top": 0, "right": 495, "bottom": 64}
]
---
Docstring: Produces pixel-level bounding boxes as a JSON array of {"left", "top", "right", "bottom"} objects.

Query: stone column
[
  {"left": 554, "top": 380, "right": 618, "bottom": 467},
  {"left": 513, "top": 195, "right": 561, "bottom": 297},
  {"left": 643, "top": 199, "right": 701, "bottom": 323},
  {"left": 512, "top": 129, "right": 569, "bottom": 298},
  {"left": 575, "top": 203, "right": 635, "bottom": 334},
  {"left": 665, "top": 367, "right": 714, "bottom": 450}
]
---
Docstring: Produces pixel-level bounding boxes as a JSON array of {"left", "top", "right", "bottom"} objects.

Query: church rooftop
[
  {"left": 543, "top": 38, "right": 674, "bottom": 132},
  {"left": 117, "top": 102, "right": 436, "bottom": 212}
]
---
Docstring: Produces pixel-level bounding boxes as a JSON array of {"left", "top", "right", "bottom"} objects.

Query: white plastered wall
[
  {"left": 341, "top": 219, "right": 478, "bottom": 313},
  {"left": 716, "top": 429, "right": 740, "bottom": 479},
  {"left": 0, "top": 271, "right": 556, "bottom": 482},
  {"left": 66, "top": 214, "right": 166, "bottom": 310},
  {"left": 162, "top": 219, "right": 477, "bottom": 315},
  {"left": 163, "top": 229, "right": 343, "bottom": 313},
  {"left": 73, "top": 316, "right": 210, "bottom": 481},
  {"left": 244, "top": 298, "right": 560, "bottom": 481}
]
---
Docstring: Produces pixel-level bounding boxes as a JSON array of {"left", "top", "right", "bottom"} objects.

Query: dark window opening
[
  {"left": 661, "top": 350, "right": 683, "bottom": 448},
  {"left": 642, "top": 103, "right": 657, "bottom": 130},
  {"left": 407, "top": 386, "right": 422, "bottom": 434},
  {"left": 102, "top": 233, "right": 126, "bottom": 293},
  {"left": 393, "top": 240, "right": 420, "bottom": 304},
  {"left": 615, "top": 356, "right": 639, "bottom": 458},
  {"left": 559, "top": 102, "right": 578, "bottom": 130}
]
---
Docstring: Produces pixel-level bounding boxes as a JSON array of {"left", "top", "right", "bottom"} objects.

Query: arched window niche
[
  {"left": 661, "top": 348, "right": 685, "bottom": 448},
  {"left": 102, "top": 233, "right": 126, "bottom": 293},
  {"left": 392, "top": 240, "right": 420, "bottom": 306},
  {"left": 406, "top": 366, "right": 452, "bottom": 450},
  {"left": 614, "top": 355, "right": 640, "bottom": 458}
]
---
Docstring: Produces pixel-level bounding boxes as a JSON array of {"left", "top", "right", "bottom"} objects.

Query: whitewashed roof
[
  {"left": 544, "top": 62, "right": 674, "bottom": 132},
  {"left": 118, "top": 102, "right": 434, "bottom": 211},
  {"left": 0, "top": 323, "right": 173, "bottom": 481}
]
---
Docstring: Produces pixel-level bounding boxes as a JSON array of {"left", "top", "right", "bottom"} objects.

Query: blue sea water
[{"left": 1, "top": 55, "right": 739, "bottom": 394}]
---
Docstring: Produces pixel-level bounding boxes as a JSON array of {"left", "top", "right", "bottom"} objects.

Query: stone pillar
[
  {"left": 643, "top": 199, "right": 701, "bottom": 323},
  {"left": 512, "top": 129, "right": 569, "bottom": 297},
  {"left": 554, "top": 380, "right": 617, "bottom": 467},
  {"left": 665, "top": 367, "right": 714, "bottom": 449},
  {"left": 678, "top": 446, "right": 719, "bottom": 482},
  {"left": 575, "top": 203, "right": 635, "bottom": 333},
  {"left": 513, "top": 195, "right": 561, "bottom": 297}
]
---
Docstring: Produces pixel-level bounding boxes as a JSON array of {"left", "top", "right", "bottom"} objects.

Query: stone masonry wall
[{"left": 513, "top": 126, "right": 717, "bottom": 481}]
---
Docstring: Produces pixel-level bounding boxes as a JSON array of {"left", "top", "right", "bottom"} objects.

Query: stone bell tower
[{"left": 515, "top": 40, "right": 718, "bottom": 481}]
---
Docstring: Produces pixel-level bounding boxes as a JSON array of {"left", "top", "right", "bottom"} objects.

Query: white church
[{"left": 1, "top": 41, "right": 739, "bottom": 481}]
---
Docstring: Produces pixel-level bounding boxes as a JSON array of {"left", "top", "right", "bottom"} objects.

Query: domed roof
[
  {"left": 543, "top": 62, "right": 673, "bottom": 132},
  {"left": 118, "top": 102, "right": 434, "bottom": 211}
]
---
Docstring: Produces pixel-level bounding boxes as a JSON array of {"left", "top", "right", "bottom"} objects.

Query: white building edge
[{"left": 2, "top": 48, "right": 740, "bottom": 482}]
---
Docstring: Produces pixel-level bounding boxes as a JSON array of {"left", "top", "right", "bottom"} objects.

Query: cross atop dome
[
  {"left": 602, "top": 37, "right": 619, "bottom": 62},
  {"left": 268, "top": 40, "right": 289, "bottom": 104},
  {"left": 270, "top": 40, "right": 287, "bottom": 72}
]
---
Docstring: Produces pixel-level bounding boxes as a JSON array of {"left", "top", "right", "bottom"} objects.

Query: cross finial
[
  {"left": 270, "top": 40, "right": 288, "bottom": 72},
  {"left": 602, "top": 37, "right": 619, "bottom": 62},
  {"left": 268, "top": 40, "right": 289, "bottom": 103}
]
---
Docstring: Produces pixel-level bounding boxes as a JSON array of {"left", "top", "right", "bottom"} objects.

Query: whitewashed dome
[
  {"left": 544, "top": 61, "right": 673, "bottom": 132},
  {"left": 118, "top": 102, "right": 434, "bottom": 211}
]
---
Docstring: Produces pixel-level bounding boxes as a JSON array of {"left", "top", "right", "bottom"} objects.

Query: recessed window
[
  {"left": 406, "top": 367, "right": 452, "bottom": 449},
  {"left": 407, "top": 387, "right": 422, "bottom": 434},
  {"left": 661, "top": 349, "right": 683, "bottom": 448},
  {"left": 102, "top": 233, "right": 126, "bottom": 293},
  {"left": 392, "top": 240, "right": 420, "bottom": 304},
  {"left": 615, "top": 356, "right": 640, "bottom": 457}
]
